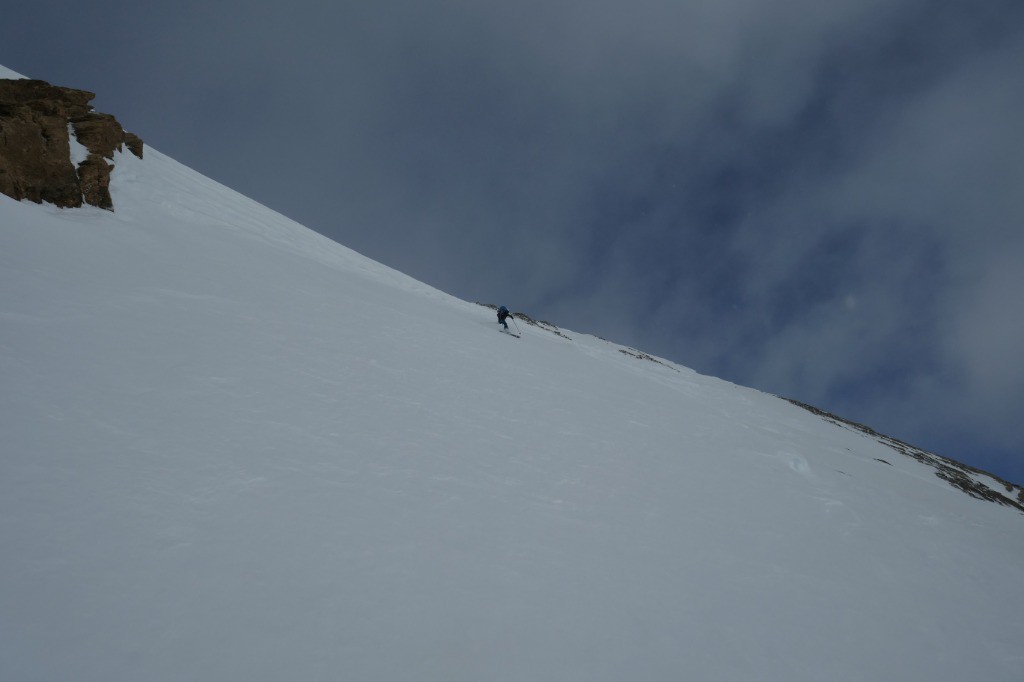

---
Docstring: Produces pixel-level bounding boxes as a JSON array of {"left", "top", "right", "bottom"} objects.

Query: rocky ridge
[
  {"left": 787, "top": 399, "right": 1024, "bottom": 512},
  {"left": 0, "top": 78, "right": 142, "bottom": 210}
]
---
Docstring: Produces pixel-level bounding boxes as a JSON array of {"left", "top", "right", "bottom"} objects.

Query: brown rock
[
  {"left": 0, "top": 109, "right": 81, "bottom": 207},
  {"left": 0, "top": 78, "right": 144, "bottom": 211},
  {"left": 77, "top": 156, "right": 114, "bottom": 210},
  {"left": 124, "top": 132, "right": 144, "bottom": 159},
  {"left": 71, "top": 113, "right": 125, "bottom": 159},
  {"left": 0, "top": 79, "right": 94, "bottom": 116}
]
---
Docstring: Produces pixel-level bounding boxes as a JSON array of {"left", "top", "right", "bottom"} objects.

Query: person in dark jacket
[{"left": 497, "top": 305, "right": 512, "bottom": 331}]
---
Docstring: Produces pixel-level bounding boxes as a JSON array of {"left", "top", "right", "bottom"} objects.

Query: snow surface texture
[{"left": 2, "top": 117, "right": 1024, "bottom": 681}]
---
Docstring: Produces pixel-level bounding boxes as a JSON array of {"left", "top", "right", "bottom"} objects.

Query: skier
[{"left": 497, "top": 305, "right": 513, "bottom": 331}]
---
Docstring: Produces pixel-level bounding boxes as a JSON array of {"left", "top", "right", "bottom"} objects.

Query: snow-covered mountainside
[
  {"left": 2, "top": 72, "right": 1023, "bottom": 681},
  {"left": 0, "top": 64, "right": 24, "bottom": 79}
]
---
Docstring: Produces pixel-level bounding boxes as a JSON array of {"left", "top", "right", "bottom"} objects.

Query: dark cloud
[{"left": 3, "top": 0, "right": 1023, "bottom": 481}]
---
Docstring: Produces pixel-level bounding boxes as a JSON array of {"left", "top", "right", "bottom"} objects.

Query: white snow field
[
  {"left": 0, "top": 64, "right": 25, "bottom": 79},
  {"left": 2, "top": 102, "right": 1023, "bottom": 681}
]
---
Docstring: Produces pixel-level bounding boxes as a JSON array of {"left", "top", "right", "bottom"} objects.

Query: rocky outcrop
[
  {"left": 0, "top": 78, "right": 143, "bottom": 210},
  {"left": 787, "top": 399, "right": 1024, "bottom": 513}
]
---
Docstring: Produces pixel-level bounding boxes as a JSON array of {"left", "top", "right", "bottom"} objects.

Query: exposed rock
[
  {"left": 77, "top": 155, "right": 114, "bottom": 210},
  {"left": 72, "top": 112, "right": 128, "bottom": 159},
  {"left": 0, "top": 78, "right": 143, "bottom": 210},
  {"left": 618, "top": 347, "right": 680, "bottom": 372},
  {"left": 124, "top": 132, "right": 144, "bottom": 159},
  {"left": 477, "top": 303, "right": 575, "bottom": 340},
  {"left": 787, "top": 398, "right": 1024, "bottom": 513}
]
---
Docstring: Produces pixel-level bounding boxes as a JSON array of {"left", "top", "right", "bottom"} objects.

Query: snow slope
[
  {"left": 2, "top": 120, "right": 1023, "bottom": 680},
  {"left": 0, "top": 64, "right": 26, "bottom": 79}
]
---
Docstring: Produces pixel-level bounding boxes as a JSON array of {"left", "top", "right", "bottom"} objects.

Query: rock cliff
[{"left": 0, "top": 78, "right": 143, "bottom": 210}]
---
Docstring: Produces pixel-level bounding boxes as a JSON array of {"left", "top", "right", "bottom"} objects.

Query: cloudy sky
[{"left": 4, "top": 0, "right": 1023, "bottom": 482}]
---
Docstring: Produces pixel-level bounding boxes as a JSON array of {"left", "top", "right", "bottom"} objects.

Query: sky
[{"left": 3, "top": 0, "right": 1023, "bottom": 483}]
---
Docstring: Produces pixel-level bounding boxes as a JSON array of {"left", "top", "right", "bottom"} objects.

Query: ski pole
[{"left": 512, "top": 316, "right": 521, "bottom": 335}]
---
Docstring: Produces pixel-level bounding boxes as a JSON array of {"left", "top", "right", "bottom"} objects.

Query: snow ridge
[
  {"left": 788, "top": 400, "right": 1024, "bottom": 511},
  {"left": 0, "top": 64, "right": 27, "bottom": 79}
]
